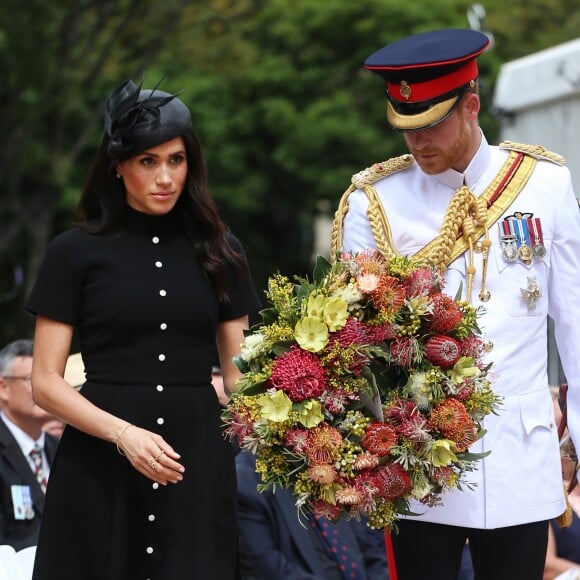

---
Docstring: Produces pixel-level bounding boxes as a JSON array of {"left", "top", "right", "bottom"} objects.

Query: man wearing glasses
[{"left": 0, "top": 339, "right": 59, "bottom": 549}]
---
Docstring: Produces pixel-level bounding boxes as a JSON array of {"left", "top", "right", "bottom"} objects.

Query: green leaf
[{"left": 313, "top": 255, "right": 332, "bottom": 284}]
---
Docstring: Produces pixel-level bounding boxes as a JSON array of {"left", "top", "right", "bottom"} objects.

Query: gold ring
[
  {"left": 148, "top": 458, "right": 159, "bottom": 471},
  {"left": 155, "top": 450, "right": 165, "bottom": 462}
]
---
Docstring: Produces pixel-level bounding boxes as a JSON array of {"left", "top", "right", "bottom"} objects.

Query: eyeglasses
[{"left": 2, "top": 375, "right": 32, "bottom": 383}]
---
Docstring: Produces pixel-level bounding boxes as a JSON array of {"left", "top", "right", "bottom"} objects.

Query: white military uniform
[{"left": 340, "top": 132, "right": 580, "bottom": 529}]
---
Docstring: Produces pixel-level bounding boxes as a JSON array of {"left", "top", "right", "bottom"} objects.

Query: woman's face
[{"left": 116, "top": 137, "right": 187, "bottom": 215}]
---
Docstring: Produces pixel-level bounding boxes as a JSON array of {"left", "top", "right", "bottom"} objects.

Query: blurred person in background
[{"left": 0, "top": 339, "right": 59, "bottom": 549}]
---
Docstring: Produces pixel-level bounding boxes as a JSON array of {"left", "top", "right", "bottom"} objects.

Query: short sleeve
[
  {"left": 25, "top": 229, "right": 85, "bottom": 325},
  {"left": 219, "top": 234, "right": 261, "bottom": 321}
]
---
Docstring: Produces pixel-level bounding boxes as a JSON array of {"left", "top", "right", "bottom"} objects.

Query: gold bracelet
[{"left": 116, "top": 423, "right": 134, "bottom": 456}]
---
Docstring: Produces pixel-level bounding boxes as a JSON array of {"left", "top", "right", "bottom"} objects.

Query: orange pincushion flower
[
  {"left": 335, "top": 485, "right": 365, "bottom": 506},
  {"left": 305, "top": 424, "right": 343, "bottom": 464},
  {"left": 429, "top": 293, "right": 463, "bottom": 333},
  {"left": 429, "top": 398, "right": 478, "bottom": 452},
  {"left": 362, "top": 422, "right": 398, "bottom": 457},
  {"left": 308, "top": 464, "right": 338, "bottom": 484},
  {"left": 371, "top": 276, "right": 406, "bottom": 314},
  {"left": 353, "top": 452, "right": 380, "bottom": 471}
]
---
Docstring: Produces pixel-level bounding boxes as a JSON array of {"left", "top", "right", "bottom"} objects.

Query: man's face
[
  {"left": 403, "top": 94, "right": 479, "bottom": 175},
  {"left": 0, "top": 356, "right": 51, "bottom": 425}
]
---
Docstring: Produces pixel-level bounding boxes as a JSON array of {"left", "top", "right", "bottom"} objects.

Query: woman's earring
[{"left": 116, "top": 173, "right": 121, "bottom": 179}]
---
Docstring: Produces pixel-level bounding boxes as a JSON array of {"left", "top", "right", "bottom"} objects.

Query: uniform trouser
[{"left": 391, "top": 519, "right": 549, "bottom": 580}]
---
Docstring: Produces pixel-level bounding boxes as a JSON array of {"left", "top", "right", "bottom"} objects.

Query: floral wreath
[{"left": 224, "top": 251, "right": 500, "bottom": 529}]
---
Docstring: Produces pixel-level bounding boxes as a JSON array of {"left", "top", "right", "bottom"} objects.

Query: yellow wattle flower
[
  {"left": 294, "top": 316, "right": 328, "bottom": 353},
  {"left": 323, "top": 297, "right": 349, "bottom": 332},
  {"left": 257, "top": 389, "right": 292, "bottom": 422},
  {"left": 429, "top": 439, "right": 458, "bottom": 467}
]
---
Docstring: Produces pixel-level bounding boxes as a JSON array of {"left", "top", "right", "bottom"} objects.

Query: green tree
[{"left": 1, "top": 0, "right": 579, "bottom": 344}]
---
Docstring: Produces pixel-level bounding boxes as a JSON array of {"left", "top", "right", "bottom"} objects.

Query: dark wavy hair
[{"left": 74, "top": 127, "right": 245, "bottom": 302}]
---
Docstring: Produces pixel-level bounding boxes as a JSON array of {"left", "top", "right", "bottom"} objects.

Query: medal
[
  {"left": 514, "top": 216, "right": 533, "bottom": 266},
  {"left": 520, "top": 276, "right": 542, "bottom": 309},
  {"left": 528, "top": 217, "right": 546, "bottom": 259},
  {"left": 499, "top": 221, "right": 518, "bottom": 262}
]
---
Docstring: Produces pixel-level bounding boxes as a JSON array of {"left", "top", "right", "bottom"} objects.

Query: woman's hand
[{"left": 116, "top": 424, "right": 185, "bottom": 485}]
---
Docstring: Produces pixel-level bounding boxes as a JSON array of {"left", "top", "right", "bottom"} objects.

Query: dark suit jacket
[
  {"left": 0, "top": 419, "right": 59, "bottom": 550},
  {"left": 236, "top": 451, "right": 389, "bottom": 580}
]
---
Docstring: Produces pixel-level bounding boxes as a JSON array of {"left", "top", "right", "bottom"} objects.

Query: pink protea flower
[
  {"left": 353, "top": 452, "right": 380, "bottom": 471},
  {"left": 375, "top": 463, "right": 412, "bottom": 499},
  {"left": 390, "top": 336, "right": 421, "bottom": 367},
  {"left": 397, "top": 415, "right": 431, "bottom": 443},
  {"left": 335, "top": 485, "right": 365, "bottom": 506},
  {"left": 269, "top": 346, "right": 327, "bottom": 402},
  {"left": 455, "top": 384, "right": 474, "bottom": 401},
  {"left": 385, "top": 398, "right": 419, "bottom": 421},
  {"left": 311, "top": 500, "right": 343, "bottom": 521},
  {"left": 460, "top": 335, "right": 485, "bottom": 359},
  {"left": 404, "top": 266, "right": 440, "bottom": 296},
  {"left": 284, "top": 428, "right": 310, "bottom": 454},
  {"left": 322, "top": 388, "right": 350, "bottom": 414},
  {"left": 356, "top": 272, "right": 381, "bottom": 293},
  {"left": 308, "top": 464, "right": 338, "bottom": 484},
  {"left": 432, "top": 465, "right": 455, "bottom": 485}
]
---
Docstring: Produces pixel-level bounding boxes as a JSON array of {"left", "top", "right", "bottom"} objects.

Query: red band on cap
[{"left": 387, "top": 60, "right": 478, "bottom": 103}]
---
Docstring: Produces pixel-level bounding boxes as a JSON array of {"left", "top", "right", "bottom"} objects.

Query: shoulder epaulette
[
  {"left": 351, "top": 154, "right": 414, "bottom": 188},
  {"left": 499, "top": 140, "right": 565, "bottom": 166}
]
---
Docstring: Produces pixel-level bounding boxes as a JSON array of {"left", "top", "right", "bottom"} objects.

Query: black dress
[{"left": 25, "top": 206, "right": 260, "bottom": 580}]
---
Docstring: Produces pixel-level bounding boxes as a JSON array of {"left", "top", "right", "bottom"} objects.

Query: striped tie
[{"left": 29, "top": 445, "right": 47, "bottom": 493}]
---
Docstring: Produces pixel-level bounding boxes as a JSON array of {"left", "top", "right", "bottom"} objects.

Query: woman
[{"left": 26, "top": 80, "right": 260, "bottom": 579}]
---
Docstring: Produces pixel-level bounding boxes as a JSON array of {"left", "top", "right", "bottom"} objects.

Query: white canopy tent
[
  {"left": 493, "top": 37, "right": 580, "bottom": 194},
  {"left": 492, "top": 38, "right": 580, "bottom": 386}
]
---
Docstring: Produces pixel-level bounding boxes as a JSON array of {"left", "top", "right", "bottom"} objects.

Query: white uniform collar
[{"left": 431, "top": 129, "right": 490, "bottom": 191}]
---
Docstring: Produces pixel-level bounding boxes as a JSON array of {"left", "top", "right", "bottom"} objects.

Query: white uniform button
[
  {"left": 156, "top": 385, "right": 164, "bottom": 392},
  {"left": 148, "top": 514, "right": 156, "bottom": 522},
  {"left": 155, "top": 261, "right": 163, "bottom": 268},
  {"left": 152, "top": 482, "right": 159, "bottom": 490},
  {"left": 146, "top": 546, "right": 154, "bottom": 554},
  {"left": 157, "top": 418, "right": 165, "bottom": 425},
  {"left": 158, "top": 354, "right": 166, "bottom": 362},
  {"left": 152, "top": 236, "right": 160, "bottom": 244},
  {"left": 159, "top": 289, "right": 167, "bottom": 297},
  {"left": 160, "top": 323, "right": 167, "bottom": 330}
]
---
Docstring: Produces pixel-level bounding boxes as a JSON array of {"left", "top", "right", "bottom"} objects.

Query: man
[
  {"left": 236, "top": 450, "right": 389, "bottom": 579},
  {"left": 331, "top": 28, "right": 580, "bottom": 580},
  {"left": 0, "top": 339, "right": 59, "bottom": 549}
]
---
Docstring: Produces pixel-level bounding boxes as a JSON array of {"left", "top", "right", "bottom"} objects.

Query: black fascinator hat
[{"left": 104, "top": 79, "right": 192, "bottom": 161}]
